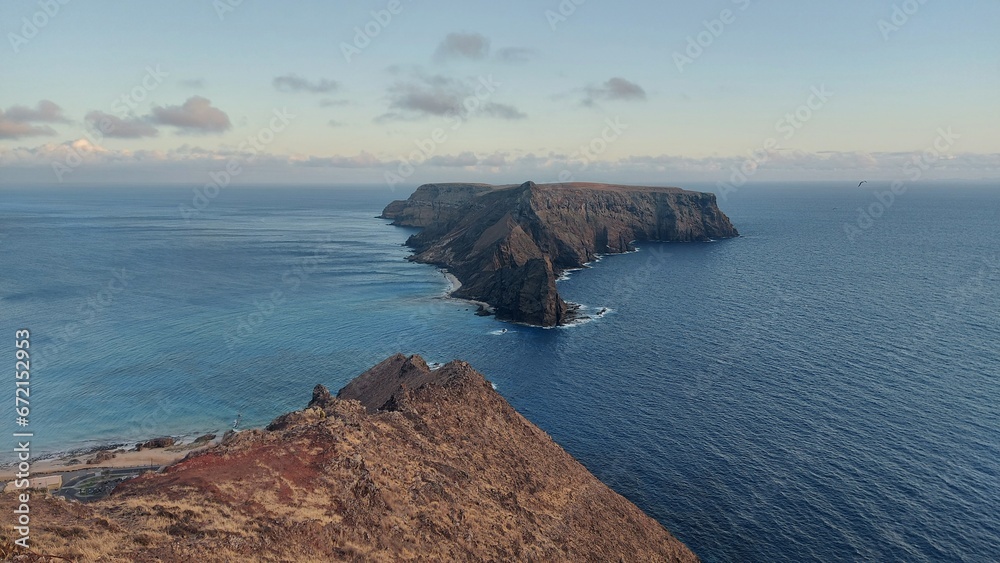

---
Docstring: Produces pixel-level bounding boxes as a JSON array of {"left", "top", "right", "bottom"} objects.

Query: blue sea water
[{"left": 1, "top": 182, "right": 998, "bottom": 562}]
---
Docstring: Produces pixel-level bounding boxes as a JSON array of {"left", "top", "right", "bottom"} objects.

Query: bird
[{"left": 858, "top": 180, "right": 868, "bottom": 188}]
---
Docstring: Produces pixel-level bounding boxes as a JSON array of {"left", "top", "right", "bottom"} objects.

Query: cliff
[
  {"left": 382, "top": 181, "right": 739, "bottom": 326},
  {"left": 0, "top": 355, "right": 698, "bottom": 562}
]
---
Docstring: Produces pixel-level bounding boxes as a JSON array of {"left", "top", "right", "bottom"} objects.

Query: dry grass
[{"left": 0, "top": 358, "right": 698, "bottom": 562}]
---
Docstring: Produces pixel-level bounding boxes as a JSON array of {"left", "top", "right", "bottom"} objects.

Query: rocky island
[
  {"left": 382, "top": 181, "right": 738, "bottom": 326},
  {"left": 1, "top": 355, "right": 698, "bottom": 562}
]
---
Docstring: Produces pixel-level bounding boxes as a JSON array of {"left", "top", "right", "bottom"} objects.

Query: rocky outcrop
[
  {"left": 383, "top": 181, "right": 738, "bottom": 326},
  {"left": 336, "top": 353, "right": 441, "bottom": 412},
  {"left": 0, "top": 355, "right": 699, "bottom": 562},
  {"left": 192, "top": 433, "right": 216, "bottom": 445},
  {"left": 135, "top": 437, "right": 175, "bottom": 451},
  {"left": 87, "top": 449, "right": 119, "bottom": 464}
]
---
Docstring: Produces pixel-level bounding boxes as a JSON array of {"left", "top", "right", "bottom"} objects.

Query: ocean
[{"left": 1, "top": 182, "right": 997, "bottom": 562}]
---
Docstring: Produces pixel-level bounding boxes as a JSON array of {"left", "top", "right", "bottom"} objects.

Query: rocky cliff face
[
  {"left": 383, "top": 181, "right": 738, "bottom": 326},
  {"left": 380, "top": 182, "right": 512, "bottom": 227},
  {"left": 0, "top": 355, "right": 698, "bottom": 562}
]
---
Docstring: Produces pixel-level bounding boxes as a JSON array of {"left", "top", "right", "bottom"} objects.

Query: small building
[{"left": 4, "top": 474, "right": 62, "bottom": 491}]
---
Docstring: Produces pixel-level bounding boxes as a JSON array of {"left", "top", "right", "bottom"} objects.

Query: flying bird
[{"left": 858, "top": 181, "right": 868, "bottom": 188}]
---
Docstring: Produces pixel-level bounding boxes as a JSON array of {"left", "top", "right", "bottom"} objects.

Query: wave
[
  {"left": 557, "top": 267, "right": 586, "bottom": 282},
  {"left": 555, "top": 304, "right": 612, "bottom": 329}
]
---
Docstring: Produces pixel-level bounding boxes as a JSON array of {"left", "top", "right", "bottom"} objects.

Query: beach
[
  {"left": 0, "top": 441, "right": 215, "bottom": 483},
  {"left": 442, "top": 271, "right": 495, "bottom": 313}
]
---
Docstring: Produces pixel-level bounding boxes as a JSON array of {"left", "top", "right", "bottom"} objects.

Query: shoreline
[
  {"left": 0, "top": 435, "right": 224, "bottom": 482},
  {"left": 441, "top": 271, "right": 495, "bottom": 314},
  {"left": 442, "top": 270, "right": 603, "bottom": 328},
  {"left": 443, "top": 271, "right": 462, "bottom": 294},
  {"left": 440, "top": 244, "right": 640, "bottom": 326}
]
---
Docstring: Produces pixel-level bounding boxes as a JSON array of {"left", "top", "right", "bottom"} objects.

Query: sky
[{"left": 1, "top": 0, "right": 999, "bottom": 187}]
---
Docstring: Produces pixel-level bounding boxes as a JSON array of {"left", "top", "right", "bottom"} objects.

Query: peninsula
[
  {"left": 0, "top": 355, "right": 698, "bottom": 562},
  {"left": 382, "top": 181, "right": 739, "bottom": 326}
]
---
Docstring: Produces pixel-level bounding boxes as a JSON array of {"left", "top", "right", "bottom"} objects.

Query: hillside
[{"left": 0, "top": 355, "right": 698, "bottom": 562}]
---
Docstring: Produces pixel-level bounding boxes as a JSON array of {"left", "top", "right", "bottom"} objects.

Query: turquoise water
[{"left": 1, "top": 183, "right": 998, "bottom": 562}]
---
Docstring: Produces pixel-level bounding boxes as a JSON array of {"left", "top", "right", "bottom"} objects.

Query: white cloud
[
  {"left": 2, "top": 140, "right": 998, "bottom": 184},
  {"left": 293, "top": 153, "right": 384, "bottom": 168}
]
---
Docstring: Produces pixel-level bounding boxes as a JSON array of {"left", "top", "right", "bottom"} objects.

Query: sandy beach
[
  {"left": 443, "top": 271, "right": 462, "bottom": 294},
  {"left": 442, "top": 271, "right": 495, "bottom": 313},
  {"left": 0, "top": 441, "right": 215, "bottom": 482}
]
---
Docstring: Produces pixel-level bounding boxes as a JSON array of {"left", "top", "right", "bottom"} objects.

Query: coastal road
[{"left": 55, "top": 465, "right": 162, "bottom": 502}]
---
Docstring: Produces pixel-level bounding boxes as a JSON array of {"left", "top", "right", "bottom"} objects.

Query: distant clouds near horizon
[{"left": 1, "top": 1, "right": 997, "bottom": 185}]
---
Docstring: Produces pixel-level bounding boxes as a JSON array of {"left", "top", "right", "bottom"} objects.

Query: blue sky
[{"left": 1, "top": 0, "right": 998, "bottom": 186}]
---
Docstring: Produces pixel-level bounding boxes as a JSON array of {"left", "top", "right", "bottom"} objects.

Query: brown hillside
[{"left": 0, "top": 355, "right": 697, "bottom": 562}]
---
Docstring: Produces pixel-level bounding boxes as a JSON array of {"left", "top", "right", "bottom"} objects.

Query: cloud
[
  {"left": 584, "top": 77, "right": 647, "bottom": 105},
  {"left": 387, "top": 74, "right": 459, "bottom": 115},
  {"left": 5, "top": 134, "right": 995, "bottom": 185},
  {"left": 0, "top": 139, "right": 277, "bottom": 169},
  {"left": 328, "top": 119, "right": 345, "bottom": 128},
  {"left": 302, "top": 150, "right": 510, "bottom": 169},
  {"left": 0, "top": 121, "right": 56, "bottom": 139},
  {"left": 85, "top": 111, "right": 159, "bottom": 138},
  {"left": 476, "top": 152, "right": 510, "bottom": 167},
  {"left": 614, "top": 151, "right": 890, "bottom": 175},
  {"left": 294, "top": 153, "right": 383, "bottom": 168},
  {"left": 0, "top": 100, "right": 68, "bottom": 139},
  {"left": 179, "top": 78, "right": 205, "bottom": 88},
  {"left": 434, "top": 33, "right": 491, "bottom": 61},
  {"left": 433, "top": 34, "right": 534, "bottom": 64},
  {"left": 426, "top": 152, "right": 480, "bottom": 167},
  {"left": 380, "top": 72, "right": 526, "bottom": 121},
  {"left": 417, "top": 152, "right": 507, "bottom": 168},
  {"left": 149, "top": 96, "right": 231, "bottom": 133},
  {"left": 5, "top": 100, "right": 70, "bottom": 123},
  {"left": 495, "top": 47, "right": 536, "bottom": 63},
  {"left": 481, "top": 103, "right": 527, "bottom": 120},
  {"left": 273, "top": 74, "right": 339, "bottom": 94}
]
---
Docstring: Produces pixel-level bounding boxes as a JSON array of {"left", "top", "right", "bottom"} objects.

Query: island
[
  {"left": 382, "top": 181, "right": 739, "bottom": 326},
  {"left": 0, "top": 355, "right": 699, "bottom": 562}
]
